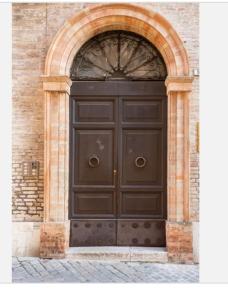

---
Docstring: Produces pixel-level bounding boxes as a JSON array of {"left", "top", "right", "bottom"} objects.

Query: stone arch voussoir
[{"left": 44, "top": 3, "right": 189, "bottom": 77}]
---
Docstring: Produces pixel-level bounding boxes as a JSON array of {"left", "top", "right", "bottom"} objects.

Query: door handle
[
  {"left": 135, "top": 156, "right": 147, "bottom": 168},
  {"left": 88, "top": 154, "right": 100, "bottom": 168}
]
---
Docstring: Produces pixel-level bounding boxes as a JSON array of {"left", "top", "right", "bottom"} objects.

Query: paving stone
[{"left": 12, "top": 257, "right": 199, "bottom": 283}]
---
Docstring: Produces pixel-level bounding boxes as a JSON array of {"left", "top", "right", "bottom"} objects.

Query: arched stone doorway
[
  {"left": 69, "top": 30, "right": 167, "bottom": 247},
  {"left": 40, "top": 3, "right": 194, "bottom": 262}
]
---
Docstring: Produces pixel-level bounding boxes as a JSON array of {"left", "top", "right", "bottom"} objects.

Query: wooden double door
[{"left": 69, "top": 81, "right": 167, "bottom": 247}]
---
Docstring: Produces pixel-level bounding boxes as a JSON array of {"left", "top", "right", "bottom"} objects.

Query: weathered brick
[
  {"left": 40, "top": 222, "right": 70, "bottom": 258},
  {"left": 166, "top": 222, "right": 193, "bottom": 263}
]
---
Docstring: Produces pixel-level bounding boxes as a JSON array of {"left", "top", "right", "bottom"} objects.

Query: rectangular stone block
[
  {"left": 166, "top": 221, "right": 193, "bottom": 263},
  {"left": 12, "top": 222, "right": 41, "bottom": 256},
  {"left": 40, "top": 221, "right": 70, "bottom": 258}
]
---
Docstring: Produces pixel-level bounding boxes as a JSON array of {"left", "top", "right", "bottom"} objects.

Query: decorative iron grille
[{"left": 70, "top": 31, "right": 167, "bottom": 81}]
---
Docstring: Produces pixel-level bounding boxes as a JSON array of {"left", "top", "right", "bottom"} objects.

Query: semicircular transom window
[{"left": 70, "top": 30, "right": 167, "bottom": 81}]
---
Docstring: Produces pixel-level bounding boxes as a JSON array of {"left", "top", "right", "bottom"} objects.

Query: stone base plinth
[
  {"left": 40, "top": 221, "right": 70, "bottom": 258},
  {"left": 12, "top": 222, "right": 41, "bottom": 257},
  {"left": 166, "top": 221, "right": 193, "bottom": 263}
]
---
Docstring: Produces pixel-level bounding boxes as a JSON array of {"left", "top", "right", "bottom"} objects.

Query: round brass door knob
[
  {"left": 88, "top": 155, "right": 100, "bottom": 168},
  {"left": 135, "top": 156, "right": 147, "bottom": 168}
]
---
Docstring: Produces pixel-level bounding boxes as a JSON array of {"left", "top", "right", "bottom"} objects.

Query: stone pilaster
[
  {"left": 165, "top": 76, "right": 194, "bottom": 262},
  {"left": 40, "top": 75, "right": 72, "bottom": 258}
]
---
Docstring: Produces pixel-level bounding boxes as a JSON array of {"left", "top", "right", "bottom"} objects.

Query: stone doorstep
[{"left": 66, "top": 247, "right": 168, "bottom": 263}]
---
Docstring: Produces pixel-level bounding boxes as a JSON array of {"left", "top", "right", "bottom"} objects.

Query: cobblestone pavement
[{"left": 12, "top": 257, "right": 199, "bottom": 283}]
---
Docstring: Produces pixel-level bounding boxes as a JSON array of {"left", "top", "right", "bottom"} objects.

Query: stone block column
[
  {"left": 165, "top": 76, "right": 194, "bottom": 263},
  {"left": 40, "top": 75, "right": 72, "bottom": 258}
]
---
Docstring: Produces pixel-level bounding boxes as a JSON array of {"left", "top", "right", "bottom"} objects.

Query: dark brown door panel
[
  {"left": 73, "top": 98, "right": 115, "bottom": 123},
  {"left": 73, "top": 129, "right": 114, "bottom": 186},
  {"left": 118, "top": 192, "right": 164, "bottom": 218},
  {"left": 117, "top": 219, "right": 166, "bottom": 247},
  {"left": 121, "top": 129, "right": 163, "bottom": 186},
  {"left": 70, "top": 220, "right": 116, "bottom": 246},
  {"left": 122, "top": 99, "right": 163, "bottom": 123},
  {"left": 71, "top": 192, "right": 115, "bottom": 218}
]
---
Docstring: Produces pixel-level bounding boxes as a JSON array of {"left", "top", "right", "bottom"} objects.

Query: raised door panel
[
  {"left": 122, "top": 100, "right": 163, "bottom": 123},
  {"left": 71, "top": 192, "right": 115, "bottom": 218},
  {"left": 74, "top": 100, "right": 115, "bottom": 123},
  {"left": 74, "top": 129, "right": 114, "bottom": 185},
  {"left": 119, "top": 192, "right": 164, "bottom": 218},
  {"left": 121, "top": 129, "right": 163, "bottom": 186}
]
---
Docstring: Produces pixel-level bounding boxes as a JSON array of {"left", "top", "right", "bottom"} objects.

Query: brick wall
[
  {"left": 12, "top": 3, "right": 199, "bottom": 222},
  {"left": 12, "top": 4, "right": 46, "bottom": 221}
]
